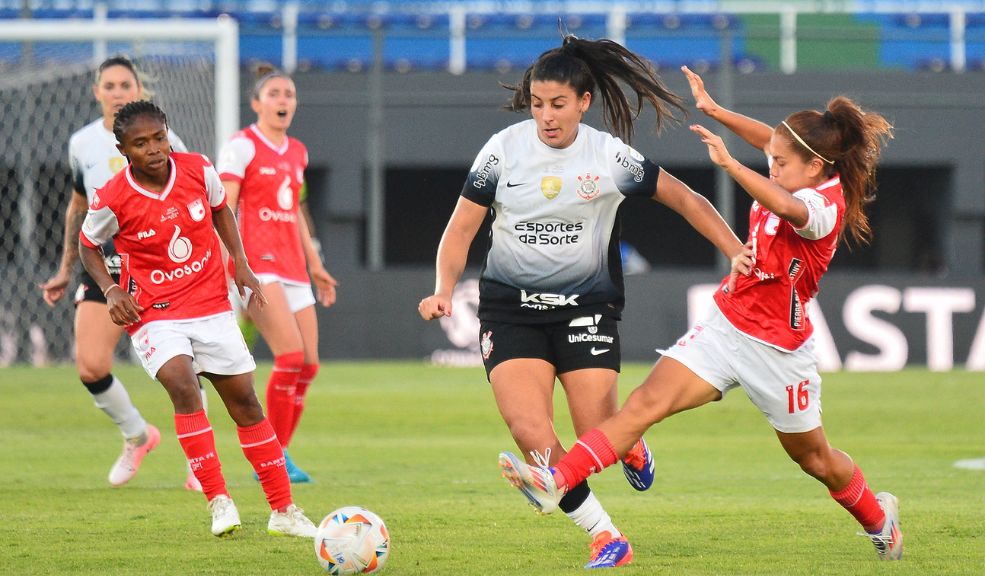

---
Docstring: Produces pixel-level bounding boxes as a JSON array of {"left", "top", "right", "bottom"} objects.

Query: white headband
[{"left": 781, "top": 121, "right": 834, "bottom": 165}]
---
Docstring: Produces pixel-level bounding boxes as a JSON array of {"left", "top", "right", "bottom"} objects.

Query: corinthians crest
[{"left": 576, "top": 172, "right": 601, "bottom": 200}]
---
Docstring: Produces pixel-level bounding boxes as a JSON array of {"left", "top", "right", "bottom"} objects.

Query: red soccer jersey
[
  {"left": 217, "top": 125, "right": 309, "bottom": 283},
  {"left": 80, "top": 152, "right": 231, "bottom": 334},
  {"left": 714, "top": 176, "right": 845, "bottom": 351}
]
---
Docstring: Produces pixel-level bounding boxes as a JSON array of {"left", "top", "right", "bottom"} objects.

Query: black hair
[
  {"left": 113, "top": 100, "right": 168, "bottom": 145},
  {"left": 503, "top": 34, "right": 686, "bottom": 144},
  {"left": 97, "top": 55, "right": 139, "bottom": 82}
]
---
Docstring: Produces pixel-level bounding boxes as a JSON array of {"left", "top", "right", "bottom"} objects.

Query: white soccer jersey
[
  {"left": 69, "top": 118, "right": 187, "bottom": 204},
  {"left": 461, "top": 119, "right": 659, "bottom": 323}
]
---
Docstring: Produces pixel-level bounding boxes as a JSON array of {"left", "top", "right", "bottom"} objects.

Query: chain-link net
[{"left": 0, "top": 39, "right": 216, "bottom": 366}]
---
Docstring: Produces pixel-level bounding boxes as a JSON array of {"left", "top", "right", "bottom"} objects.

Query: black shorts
[
  {"left": 74, "top": 269, "right": 121, "bottom": 306},
  {"left": 478, "top": 315, "right": 621, "bottom": 379}
]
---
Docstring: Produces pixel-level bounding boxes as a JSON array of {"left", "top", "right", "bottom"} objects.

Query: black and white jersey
[
  {"left": 68, "top": 119, "right": 187, "bottom": 266},
  {"left": 69, "top": 118, "right": 187, "bottom": 204},
  {"left": 462, "top": 119, "right": 659, "bottom": 323}
]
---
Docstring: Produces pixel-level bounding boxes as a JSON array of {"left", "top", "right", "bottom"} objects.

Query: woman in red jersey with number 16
[
  {"left": 500, "top": 66, "right": 902, "bottom": 562},
  {"left": 80, "top": 101, "right": 317, "bottom": 538},
  {"left": 217, "top": 67, "right": 337, "bottom": 484}
]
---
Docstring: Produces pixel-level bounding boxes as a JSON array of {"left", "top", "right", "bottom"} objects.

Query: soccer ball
[{"left": 314, "top": 506, "right": 390, "bottom": 575}]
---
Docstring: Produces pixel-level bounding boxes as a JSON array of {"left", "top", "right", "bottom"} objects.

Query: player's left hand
[
  {"left": 310, "top": 266, "right": 338, "bottom": 307},
  {"left": 236, "top": 266, "right": 267, "bottom": 309},
  {"left": 689, "top": 124, "right": 734, "bottom": 168}
]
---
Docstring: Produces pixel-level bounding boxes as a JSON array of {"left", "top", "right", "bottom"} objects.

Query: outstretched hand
[
  {"left": 689, "top": 124, "right": 735, "bottom": 169},
  {"left": 418, "top": 294, "right": 451, "bottom": 321},
  {"left": 681, "top": 65, "right": 719, "bottom": 116}
]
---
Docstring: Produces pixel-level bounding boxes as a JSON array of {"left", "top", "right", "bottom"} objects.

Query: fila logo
[
  {"left": 259, "top": 166, "right": 277, "bottom": 175},
  {"left": 137, "top": 229, "right": 157, "bottom": 240}
]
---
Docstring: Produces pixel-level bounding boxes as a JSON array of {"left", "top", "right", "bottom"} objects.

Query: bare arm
[
  {"left": 213, "top": 204, "right": 266, "bottom": 307},
  {"left": 690, "top": 124, "right": 809, "bottom": 227},
  {"left": 682, "top": 66, "right": 774, "bottom": 153},
  {"left": 39, "top": 191, "right": 88, "bottom": 306},
  {"left": 652, "top": 168, "right": 744, "bottom": 260},
  {"left": 418, "top": 196, "right": 487, "bottom": 320},
  {"left": 297, "top": 201, "right": 338, "bottom": 307},
  {"left": 79, "top": 240, "right": 142, "bottom": 326}
]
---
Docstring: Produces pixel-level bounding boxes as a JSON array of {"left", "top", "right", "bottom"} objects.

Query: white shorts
[
  {"left": 237, "top": 274, "right": 315, "bottom": 314},
  {"left": 131, "top": 312, "right": 256, "bottom": 380},
  {"left": 660, "top": 305, "right": 822, "bottom": 433}
]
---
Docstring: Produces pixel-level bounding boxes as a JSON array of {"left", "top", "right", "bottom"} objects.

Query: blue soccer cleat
[
  {"left": 621, "top": 438, "right": 655, "bottom": 491},
  {"left": 586, "top": 531, "right": 633, "bottom": 569},
  {"left": 253, "top": 449, "right": 312, "bottom": 483},
  {"left": 283, "top": 450, "right": 312, "bottom": 483}
]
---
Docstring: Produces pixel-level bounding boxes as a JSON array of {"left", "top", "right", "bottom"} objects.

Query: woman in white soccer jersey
[
  {"left": 500, "top": 66, "right": 902, "bottom": 562},
  {"left": 217, "top": 67, "right": 337, "bottom": 484},
  {"left": 79, "top": 101, "right": 317, "bottom": 538},
  {"left": 418, "top": 36, "right": 743, "bottom": 568},
  {"left": 38, "top": 55, "right": 203, "bottom": 490}
]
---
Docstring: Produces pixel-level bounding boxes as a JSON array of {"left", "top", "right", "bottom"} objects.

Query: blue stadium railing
[{"left": 1, "top": 2, "right": 983, "bottom": 73}]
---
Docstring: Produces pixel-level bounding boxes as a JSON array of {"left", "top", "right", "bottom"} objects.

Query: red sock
[
  {"left": 239, "top": 419, "right": 293, "bottom": 511},
  {"left": 174, "top": 411, "right": 227, "bottom": 501},
  {"left": 829, "top": 464, "right": 886, "bottom": 532},
  {"left": 266, "top": 351, "right": 304, "bottom": 444},
  {"left": 554, "top": 428, "right": 619, "bottom": 490},
  {"left": 284, "top": 363, "right": 318, "bottom": 447}
]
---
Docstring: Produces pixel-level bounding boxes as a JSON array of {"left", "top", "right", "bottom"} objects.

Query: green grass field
[{"left": 1, "top": 363, "right": 983, "bottom": 575}]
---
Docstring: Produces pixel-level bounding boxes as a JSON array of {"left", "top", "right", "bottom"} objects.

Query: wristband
[{"left": 102, "top": 284, "right": 120, "bottom": 297}]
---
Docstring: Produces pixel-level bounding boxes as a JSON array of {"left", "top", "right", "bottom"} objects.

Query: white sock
[
  {"left": 565, "top": 492, "right": 621, "bottom": 539},
  {"left": 91, "top": 376, "right": 147, "bottom": 440},
  {"left": 199, "top": 381, "right": 208, "bottom": 413}
]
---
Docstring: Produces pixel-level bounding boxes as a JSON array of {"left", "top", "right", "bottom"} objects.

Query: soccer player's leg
[{"left": 76, "top": 299, "right": 157, "bottom": 486}]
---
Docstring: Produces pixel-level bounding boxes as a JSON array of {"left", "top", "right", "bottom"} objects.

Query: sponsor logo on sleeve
[
  {"left": 614, "top": 151, "right": 645, "bottom": 183},
  {"left": 472, "top": 154, "right": 500, "bottom": 189}
]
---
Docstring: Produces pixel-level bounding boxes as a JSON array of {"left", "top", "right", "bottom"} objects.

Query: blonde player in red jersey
[
  {"left": 499, "top": 66, "right": 903, "bottom": 562},
  {"left": 217, "top": 67, "right": 336, "bottom": 483},
  {"left": 79, "top": 101, "right": 317, "bottom": 538}
]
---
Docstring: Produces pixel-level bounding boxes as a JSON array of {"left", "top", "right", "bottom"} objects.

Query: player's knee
[
  {"left": 300, "top": 362, "right": 319, "bottom": 382},
  {"left": 77, "top": 361, "right": 112, "bottom": 384},
  {"left": 505, "top": 418, "right": 553, "bottom": 452},
  {"left": 792, "top": 448, "right": 829, "bottom": 481}
]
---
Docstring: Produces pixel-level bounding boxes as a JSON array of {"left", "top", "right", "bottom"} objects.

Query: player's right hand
[
  {"left": 104, "top": 285, "right": 144, "bottom": 326},
  {"left": 418, "top": 294, "right": 451, "bottom": 321},
  {"left": 39, "top": 269, "right": 71, "bottom": 307},
  {"left": 726, "top": 241, "right": 755, "bottom": 293},
  {"left": 681, "top": 65, "right": 720, "bottom": 117}
]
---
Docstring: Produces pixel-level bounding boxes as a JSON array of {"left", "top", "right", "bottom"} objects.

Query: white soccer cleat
[
  {"left": 208, "top": 495, "right": 241, "bottom": 537},
  {"left": 865, "top": 492, "right": 903, "bottom": 561},
  {"left": 268, "top": 504, "right": 317, "bottom": 538},
  {"left": 498, "top": 451, "right": 563, "bottom": 515},
  {"left": 108, "top": 424, "right": 161, "bottom": 486}
]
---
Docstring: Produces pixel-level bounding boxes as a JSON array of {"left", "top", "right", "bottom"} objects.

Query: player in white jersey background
[
  {"left": 419, "top": 35, "right": 743, "bottom": 569},
  {"left": 38, "top": 56, "right": 204, "bottom": 491},
  {"left": 500, "top": 67, "right": 902, "bottom": 562},
  {"left": 217, "top": 66, "right": 338, "bottom": 484},
  {"left": 79, "top": 100, "right": 317, "bottom": 538}
]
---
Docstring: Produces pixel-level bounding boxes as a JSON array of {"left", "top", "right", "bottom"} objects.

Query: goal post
[
  {"left": 0, "top": 16, "right": 239, "bottom": 152},
  {"left": 0, "top": 16, "right": 238, "bottom": 366}
]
